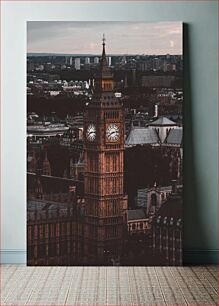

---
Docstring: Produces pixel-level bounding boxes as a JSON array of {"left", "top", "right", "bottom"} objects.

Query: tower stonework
[{"left": 84, "top": 36, "right": 128, "bottom": 264}]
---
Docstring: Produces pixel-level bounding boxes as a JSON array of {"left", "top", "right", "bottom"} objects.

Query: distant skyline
[{"left": 27, "top": 21, "right": 182, "bottom": 55}]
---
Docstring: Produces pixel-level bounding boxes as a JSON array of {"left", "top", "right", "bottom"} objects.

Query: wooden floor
[{"left": 1, "top": 265, "right": 218, "bottom": 305}]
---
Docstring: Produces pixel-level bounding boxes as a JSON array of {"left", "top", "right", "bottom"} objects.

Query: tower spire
[
  {"left": 102, "top": 33, "right": 106, "bottom": 57},
  {"left": 94, "top": 35, "right": 114, "bottom": 92},
  {"left": 101, "top": 34, "right": 107, "bottom": 66}
]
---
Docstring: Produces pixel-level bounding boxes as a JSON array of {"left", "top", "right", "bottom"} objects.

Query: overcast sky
[{"left": 27, "top": 21, "right": 182, "bottom": 55}]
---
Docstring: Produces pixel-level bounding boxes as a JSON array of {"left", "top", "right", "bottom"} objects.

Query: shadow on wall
[{"left": 183, "top": 23, "right": 211, "bottom": 264}]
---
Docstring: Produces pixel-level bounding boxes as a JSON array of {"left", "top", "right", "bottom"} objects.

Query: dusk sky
[{"left": 27, "top": 21, "right": 182, "bottom": 55}]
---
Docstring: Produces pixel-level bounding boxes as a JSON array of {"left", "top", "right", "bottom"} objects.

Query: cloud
[
  {"left": 27, "top": 21, "right": 182, "bottom": 55},
  {"left": 170, "top": 40, "right": 175, "bottom": 48}
]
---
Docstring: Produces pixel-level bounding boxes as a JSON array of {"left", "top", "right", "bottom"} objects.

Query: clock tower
[{"left": 84, "top": 36, "right": 128, "bottom": 265}]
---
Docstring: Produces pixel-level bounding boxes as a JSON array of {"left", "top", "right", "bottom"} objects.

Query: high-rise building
[
  {"left": 69, "top": 56, "right": 73, "bottom": 66},
  {"left": 75, "top": 58, "right": 80, "bottom": 70},
  {"left": 153, "top": 58, "right": 160, "bottom": 71},
  {"left": 83, "top": 36, "right": 128, "bottom": 265},
  {"left": 85, "top": 57, "right": 90, "bottom": 64},
  {"left": 94, "top": 56, "right": 99, "bottom": 64},
  {"left": 121, "top": 56, "right": 127, "bottom": 65},
  {"left": 107, "top": 56, "right": 111, "bottom": 66}
]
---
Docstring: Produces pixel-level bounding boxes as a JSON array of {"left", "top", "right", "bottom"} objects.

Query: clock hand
[{"left": 108, "top": 131, "right": 116, "bottom": 137}]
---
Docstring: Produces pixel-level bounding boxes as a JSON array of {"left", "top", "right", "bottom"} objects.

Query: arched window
[{"left": 151, "top": 193, "right": 157, "bottom": 206}]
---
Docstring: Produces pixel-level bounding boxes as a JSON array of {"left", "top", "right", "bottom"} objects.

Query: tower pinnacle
[
  {"left": 101, "top": 33, "right": 106, "bottom": 61},
  {"left": 102, "top": 33, "right": 105, "bottom": 45},
  {"left": 94, "top": 35, "right": 113, "bottom": 92}
]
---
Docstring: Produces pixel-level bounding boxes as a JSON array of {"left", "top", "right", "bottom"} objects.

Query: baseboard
[
  {"left": 0, "top": 250, "right": 26, "bottom": 264},
  {"left": 183, "top": 249, "right": 218, "bottom": 265},
  {"left": 0, "top": 249, "right": 218, "bottom": 264}
]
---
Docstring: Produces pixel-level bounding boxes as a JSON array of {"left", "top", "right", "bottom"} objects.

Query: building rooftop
[
  {"left": 128, "top": 209, "right": 147, "bottom": 221},
  {"left": 28, "top": 199, "right": 68, "bottom": 211},
  {"left": 27, "top": 173, "right": 84, "bottom": 196},
  {"left": 27, "top": 198, "right": 85, "bottom": 221},
  {"left": 27, "top": 124, "right": 69, "bottom": 134},
  {"left": 125, "top": 127, "right": 159, "bottom": 146},
  {"left": 153, "top": 191, "right": 182, "bottom": 226},
  {"left": 164, "top": 128, "right": 183, "bottom": 145},
  {"left": 149, "top": 117, "right": 177, "bottom": 126}
]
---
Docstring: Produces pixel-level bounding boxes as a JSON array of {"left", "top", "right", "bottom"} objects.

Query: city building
[
  {"left": 141, "top": 75, "right": 176, "bottom": 88},
  {"left": 125, "top": 127, "right": 160, "bottom": 147},
  {"left": 135, "top": 185, "right": 172, "bottom": 214},
  {"left": 27, "top": 123, "right": 69, "bottom": 140},
  {"left": 107, "top": 56, "right": 111, "bottom": 66},
  {"left": 75, "top": 58, "right": 80, "bottom": 70},
  {"left": 85, "top": 57, "right": 90, "bottom": 65},
  {"left": 26, "top": 39, "right": 183, "bottom": 267},
  {"left": 127, "top": 209, "right": 150, "bottom": 235},
  {"left": 148, "top": 117, "right": 178, "bottom": 143},
  {"left": 27, "top": 192, "right": 85, "bottom": 266},
  {"left": 27, "top": 150, "right": 37, "bottom": 173},
  {"left": 94, "top": 56, "right": 99, "bottom": 64},
  {"left": 70, "top": 153, "right": 84, "bottom": 180},
  {"left": 151, "top": 181, "right": 182, "bottom": 265},
  {"left": 163, "top": 128, "right": 183, "bottom": 147}
]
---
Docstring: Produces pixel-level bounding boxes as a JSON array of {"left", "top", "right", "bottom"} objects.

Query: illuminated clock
[
  {"left": 86, "top": 124, "right": 96, "bottom": 141},
  {"left": 106, "top": 123, "right": 120, "bottom": 141}
]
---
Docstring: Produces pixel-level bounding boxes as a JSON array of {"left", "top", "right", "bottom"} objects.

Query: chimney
[{"left": 171, "top": 179, "right": 177, "bottom": 194}]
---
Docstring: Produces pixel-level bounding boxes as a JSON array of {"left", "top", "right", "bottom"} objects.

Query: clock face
[
  {"left": 86, "top": 124, "right": 96, "bottom": 141},
  {"left": 106, "top": 123, "right": 120, "bottom": 142}
]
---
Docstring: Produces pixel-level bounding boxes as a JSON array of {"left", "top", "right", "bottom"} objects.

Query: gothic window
[
  {"left": 28, "top": 226, "right": 32, "bottom": 241},
  {"left": 39, "top": 225, "right": 44, "bottom": 239},
  {"left": 104, "top": 111, "right": 119, "bottom": 119},
  {"left": 112, "top": 200, "right": 117, "bottom": 214},
  {"left": 106, "top": 154, "right": 110, "bottom": 172},
  {"left": 50, "top": 224, "right": 55, "bottom": 238},
  {"left": 56, "top": 223, "right": 60, "bottom": 237},
  {"left": 112, "top": 178, "right": 117, "bottom": 193},
  {"left": 105, "top": 177, "right": 111, "bottom": 194},
  {"left": 151, "top": 194, "right": 157, "bottom": 206},
  {"left": 95, "top": 201, "right": 98, "bottom": 216},
  {"left": 49, "top": 243, "right": 56, "bottom": 257},
  {"left": 106, "top": 226, "right": 118, "bottom": 238},
  {"left": 67, "top": 222, "right": 70, "bottom": 235},
  {"left": 60, "top": 241, "right": 67, "bottom": 255},
  {"left": 112, "top": 153, "right": 117, "bottom": 171},
  {"left": 112, "top": 226, "right": 117, "bottom": 237},
  {"left": 27, "top": 246, "right": 34, "bottom": 261},
  {"left": 45, "top": 224, "right": 49, "bottom": 239},
  {"left": 61, "top": 223, "right": 66, "bottom": 237},
  {"left": 38, "top": 244, "right": 46, "bottom": 258}
]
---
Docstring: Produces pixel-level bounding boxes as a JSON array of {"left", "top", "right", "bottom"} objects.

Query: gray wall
[{"left": 1, "top": 1, "right": 218, "bottom": 263}]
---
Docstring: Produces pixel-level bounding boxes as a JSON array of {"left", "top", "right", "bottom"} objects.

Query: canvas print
[{"left": 27, "top": 22, "right": 183, "bottom": 266}]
